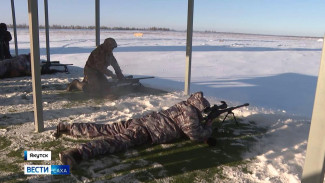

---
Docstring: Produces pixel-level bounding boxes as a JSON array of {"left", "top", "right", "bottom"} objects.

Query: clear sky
[{"left": 1, "top": 0, "right": 325, "bottom": 37}]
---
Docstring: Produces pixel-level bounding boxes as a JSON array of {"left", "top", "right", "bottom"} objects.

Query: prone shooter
[{"left": 56, "top": 92, "right": 250, "bottom": 168}]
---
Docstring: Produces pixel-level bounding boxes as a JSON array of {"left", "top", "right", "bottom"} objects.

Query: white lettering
[{"left": 25, "top": 151, "right": 51, "bottom": 161}]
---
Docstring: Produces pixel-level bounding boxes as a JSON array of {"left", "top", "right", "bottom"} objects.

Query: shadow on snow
[{"left": 148, "top": 73, "right": 317, "bottom": 117}]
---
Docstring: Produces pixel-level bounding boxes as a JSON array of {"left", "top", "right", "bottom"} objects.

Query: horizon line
[{"left": 6, "top": 24, "right": 323, "bottom": 39}]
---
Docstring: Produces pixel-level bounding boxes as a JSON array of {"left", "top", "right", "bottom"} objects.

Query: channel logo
[
  {"left": 24, "top": 165, "right": 70, "bottom": 175},
  {"left": 51, "top": 165, "right": 70, "bottom": 175},
  {"left": 24, "top": 151, "right": 51, "bottom": 161},
  {"left": 24, "top": 165, "right": 51, "bottom": 175}
]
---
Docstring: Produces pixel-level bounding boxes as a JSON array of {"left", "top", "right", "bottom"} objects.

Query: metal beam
[
  {"left": 302, "top": 35, "right": 325, "bottom": 183},
  {"left": 11, "top": 0, "right": 18, "bottom": 56},
  {"left": 44, "top": 0, "right": 50, "bottom": 62},
  {"left": 95, "top": 0, "right": 100, "bottom": 46},
  {"left": 28, "top": 0, "right": 44, "bottom": 133},
  {"left": 184, "top": 0, "right": 194, "bottom": 95}
]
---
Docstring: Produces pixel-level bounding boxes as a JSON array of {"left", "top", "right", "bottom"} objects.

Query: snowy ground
[{"left": 0, "top": 29, "right": 323, "bottom": 182}]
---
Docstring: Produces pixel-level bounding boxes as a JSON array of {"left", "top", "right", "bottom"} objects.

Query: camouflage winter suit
[
  {"left": 59, "top": 92, "right": 212, "bottom": 162},
  {"left": 0, "top": 54, "right": 31, "bottom": 79},
  {"left": 67, "top": 38, "right": 124, "bottom": 95}
]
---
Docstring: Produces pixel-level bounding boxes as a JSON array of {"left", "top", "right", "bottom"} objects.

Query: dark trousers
[{"left": 0, "top": 41, "right": 11, "bottom": 60}]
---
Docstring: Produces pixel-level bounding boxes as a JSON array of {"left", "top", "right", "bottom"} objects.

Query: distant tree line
[{"left": 7, "top": 24, "right": 170, "bottom": 31}]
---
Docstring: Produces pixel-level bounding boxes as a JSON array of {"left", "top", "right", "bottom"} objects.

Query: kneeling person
[{"left": 67, "top": 38, "right": 125, "bottom": 97}]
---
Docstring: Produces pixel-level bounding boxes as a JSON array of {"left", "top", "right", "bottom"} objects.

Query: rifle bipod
[
  {"left": 221, "top": 111, "right": 239, "bottom": 125},
  {"left": 204, "top": 102, "right": 248, "bottom": 126}
]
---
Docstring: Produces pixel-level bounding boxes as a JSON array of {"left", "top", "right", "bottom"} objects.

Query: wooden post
[
  {"left": 44, "top": 0, "right": 50, "bottom": 62},
  {"left": 95, "top": 0, "right": 100, "bottom": 46},
  {"left": 302, "top": 35, "right": 325, "bottom": 182},
  {"left": 184, "top": 0, "right": 194, "bottom": 95},
  {"left": 28, "top": 0, "right": 44, "bottom": 133},
  {"left": 11, "top": 0, "right": 18, "bottom": 56}
]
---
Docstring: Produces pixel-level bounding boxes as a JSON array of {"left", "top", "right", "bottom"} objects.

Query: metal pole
[
  {"left": 44, "top": 0, "right": 50, "bottom": 62},
  {"left": 302, "top": 35, "right": 325, "bottom": 183},
  {"left": 28, "top": 0, "right": 44, "bottom": 133},
  {"left": 184, "top": 0, "right": 194, "bottom": 95},
  {"left": 11, "top": 0, "right": 18, "bottom": 56},
  {"left": 95, "top": 0, "right": 100, "bottom": 46}
]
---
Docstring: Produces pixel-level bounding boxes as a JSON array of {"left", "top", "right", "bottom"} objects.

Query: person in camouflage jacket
[
  {"left": 67, "top": 38, "right": 125, "bottom": 96},
  {"left": 58, "top": 92, "right": 214, "bottom": 168},
  {"left": 0, "top": 54, "right": 31, "bottom": 79}
]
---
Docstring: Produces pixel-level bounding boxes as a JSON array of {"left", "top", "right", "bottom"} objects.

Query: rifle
[
  {"left": 109, "top": 75, "right": 154, "bottom": 87},
  {"left": 118, "top": 76, "right": 155, "bottom": 83},
  {"left": 204, "top": 102, "right": 249, "bottom": 125}
]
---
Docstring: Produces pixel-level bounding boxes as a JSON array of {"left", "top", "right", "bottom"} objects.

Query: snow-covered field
[{"left": 0, "top": 29, "right": 323, "bottom": 182}]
